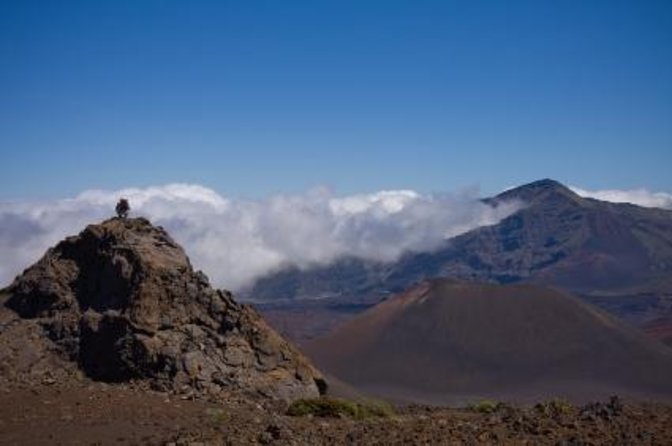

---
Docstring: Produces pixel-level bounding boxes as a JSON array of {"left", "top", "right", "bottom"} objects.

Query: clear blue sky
[{"left": 1, "top": 0, "right": 671, "bottom": 199}]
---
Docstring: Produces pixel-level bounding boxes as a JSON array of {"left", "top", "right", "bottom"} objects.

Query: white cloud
[
  {"left": 0, "top": 184, "right": 521, "bottom": 292},
  {"left": 571, "top": 187, "right": 672, "bottom": 210}
]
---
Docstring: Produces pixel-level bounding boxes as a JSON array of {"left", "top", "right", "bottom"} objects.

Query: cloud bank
[
  {"left": 0, "top": 184, "right": 520, "bottom": 291},
  {"left": 571, "top": 187, "right": 672, "bottom": 209}
]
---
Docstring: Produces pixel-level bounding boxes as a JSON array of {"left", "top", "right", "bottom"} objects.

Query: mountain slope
[
  {"left": 250, "top": 179, "right": 672, "bottom": 300},
  {"left": 427, "top": 179, "right": 672, "bottom": 292},
  {"left": 248, "top": 179, "right": 672, "bottom": 341},
  {"left": 0, "top": 217, "right": 325, "bottom": 401},
  {"left": 305, "top": 279, "right": 672, "bottom": 404}
]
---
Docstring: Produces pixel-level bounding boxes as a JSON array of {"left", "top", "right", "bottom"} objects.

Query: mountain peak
[
  {"left": 2, "top": 216, "right": 325, "bottom": 401},
  {"left": 522, "top": 178, "right": 568, "bottom": 190},
  {"left": 494, "top": 178, "right": 582, "bottom": 204}
]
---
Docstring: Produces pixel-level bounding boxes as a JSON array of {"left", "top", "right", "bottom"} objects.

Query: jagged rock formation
[{"left": 1, "top": 217, "right": 325, "bottom": 401}]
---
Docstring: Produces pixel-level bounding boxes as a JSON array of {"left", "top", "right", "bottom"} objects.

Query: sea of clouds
[
  {"left": 570, "top": 187, "right": 672, "bottom": 210},
  {"left": 0, "top": 184, "right": 522, "bottom": 291},
  {"left": 1, "top": 183, "right": 670, "bottom": 292}
]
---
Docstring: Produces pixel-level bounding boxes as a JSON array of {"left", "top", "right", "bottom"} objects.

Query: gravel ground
[{"left": 2, "top": 381, "right": 672, "bottom": 445}]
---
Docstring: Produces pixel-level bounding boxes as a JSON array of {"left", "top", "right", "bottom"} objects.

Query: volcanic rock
[{"left": 0, "top": 217, "right": 325, "bottom": 401}]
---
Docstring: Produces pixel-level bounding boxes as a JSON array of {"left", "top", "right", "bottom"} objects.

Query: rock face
[{"left": 2, "top": 217, "right": 325, "bottom": 401}]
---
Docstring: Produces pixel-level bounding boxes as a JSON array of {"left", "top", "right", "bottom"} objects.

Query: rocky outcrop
[{"left": 2, "top": 217, "right": 325, "bottom": 401}]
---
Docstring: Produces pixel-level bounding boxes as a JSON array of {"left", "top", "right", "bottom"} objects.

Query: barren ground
[{"left": 2, "top": 380, "right": 672, "bottom": 445}]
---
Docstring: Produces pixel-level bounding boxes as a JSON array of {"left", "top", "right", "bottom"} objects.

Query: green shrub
[
  {"left": 536, "top": 398, "right": 575, "bottom": 416},
  {"left": 205, "top": 407, "right": 227, "bottom": 423},
  {"left": 287, "top": 397, "right": 394, "bottom": 419},
  {"left": 469, "top": 399, "right": 499, "bottom": 413}
]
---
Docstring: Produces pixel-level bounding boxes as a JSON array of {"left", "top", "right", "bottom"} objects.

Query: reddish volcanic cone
[{"left": 306, "top": 279, "right": 672, "bottom": 404}]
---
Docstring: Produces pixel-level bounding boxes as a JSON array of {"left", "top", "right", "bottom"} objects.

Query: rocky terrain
[
  {"left": 0, "top": 217, "right": 325, "bottom": 402},
  {"left": 2, "top": 381, "right": 672, "bottom": 445}
]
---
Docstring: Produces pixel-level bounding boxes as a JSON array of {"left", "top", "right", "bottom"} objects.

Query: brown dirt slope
[{"left": 306, "top": 279, "right": 672, "bottom": 405}]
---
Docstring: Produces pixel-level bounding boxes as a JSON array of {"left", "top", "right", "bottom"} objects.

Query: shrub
[
  {"left": 205, "top": 407, "right": 227, "bottom": 423},
  {"left": 287, "top": 397, "right": 394, "bottom": 419},
  {"left": 469, "top": 399, "right": 499, "bottom": 413},
  {"left": 536, "top": 398, "right": 575, "bottom": 416}
]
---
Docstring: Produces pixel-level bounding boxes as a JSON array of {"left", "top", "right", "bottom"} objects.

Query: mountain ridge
[
  {"left": 249, "top": 178, "right": 672, "bottom": 300},
  {"left": 249, "top": 179, "right": 672, "bottom": 342}
]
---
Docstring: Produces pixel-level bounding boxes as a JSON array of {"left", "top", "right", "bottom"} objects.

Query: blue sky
[{"left": 1, "top": 0, "right": 671, "bottom": 199}]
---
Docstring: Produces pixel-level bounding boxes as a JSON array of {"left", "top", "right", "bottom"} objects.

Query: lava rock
[{"left": 3, "top": 217, "right": 325, "bottom": 401}]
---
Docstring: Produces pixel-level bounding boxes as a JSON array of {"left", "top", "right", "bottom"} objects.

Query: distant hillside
[
  {"left": 248, "top": 179, "right": 672, "bottom": 341},
  {"left": 305, "top": 279, "right": 672, "bottom": 404}
]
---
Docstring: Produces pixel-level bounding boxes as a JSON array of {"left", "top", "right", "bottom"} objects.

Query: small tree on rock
[{"left": 115, "top": 198, "right": 130, "bottom": 218}]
